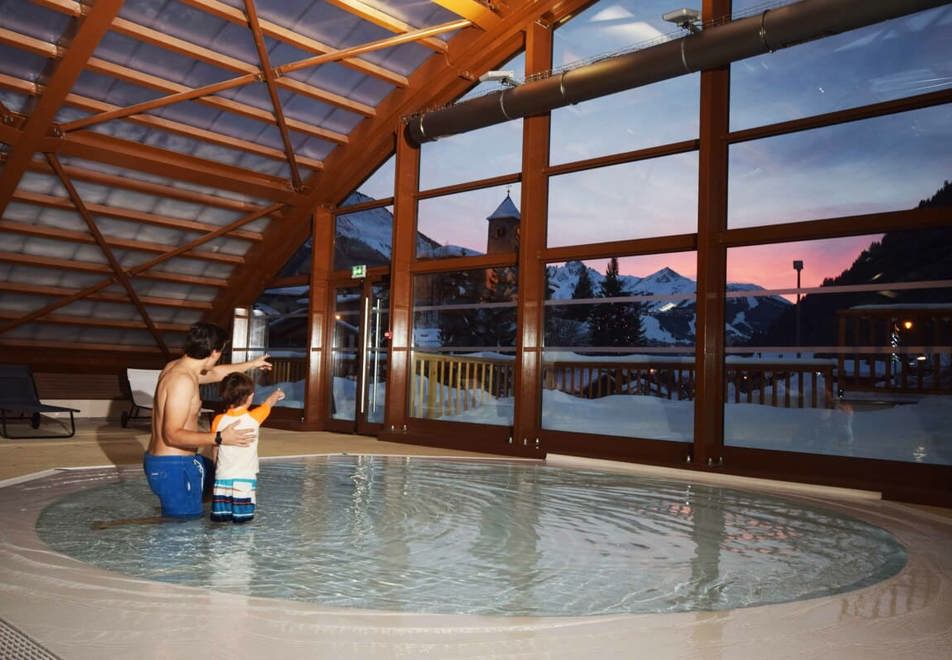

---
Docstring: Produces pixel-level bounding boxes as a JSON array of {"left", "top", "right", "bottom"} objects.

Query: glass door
[{"left": 328, "top": 276, "right": 389, "bottom": 434}]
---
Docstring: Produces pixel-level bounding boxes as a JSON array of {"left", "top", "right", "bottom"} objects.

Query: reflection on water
[{"left": 35, "top": 457, "right": 907, "bottom": 617}]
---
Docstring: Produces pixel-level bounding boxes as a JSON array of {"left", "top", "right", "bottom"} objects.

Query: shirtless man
[{"left": 144, "top": 322, "right": 272, "bottom": 518}]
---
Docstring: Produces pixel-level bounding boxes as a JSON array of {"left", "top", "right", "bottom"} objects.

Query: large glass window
[
  {"left": 244, "top": 285, "right": 309, "bottom": 409},
  {"left": 724, "top": 223, "right": 952, "bottom": 465},
  {"left": 410, "top": 267, "right": 518, "bottom": 426},
  {"left": 419, "top": 53, "right": 525, "bottom": 190},
  {"left": 547, "top": 153, "right": 698, "bottom": 247},
  {"left": 550, "top": 0, "right": 700, "bottom": 163},
  {"left": 334, "top": 204, "right": 393, "bottom": 272},
  {"left": 542, "top": 253, "right": 697, "bottom": 441},
  {"left": 728, "top": 104, "right": 952, "bottom": 228},
  {"left": 417, "top": 185, "right": 522, "bottom": 259},
  {"left": 730, "top": 3, "right": 952, "bottom": 131},
  {"left": 344, "top": 154, "right": 395, "bottom": 203}
]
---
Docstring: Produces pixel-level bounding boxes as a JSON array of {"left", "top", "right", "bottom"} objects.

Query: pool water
[{"left": 35, "top": 456, "right": 907, "bottom": 616}]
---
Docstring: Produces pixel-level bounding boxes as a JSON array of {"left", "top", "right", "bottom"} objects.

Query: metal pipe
[{"left": 405, "top": 0, "right": 947, "bottom": 146}]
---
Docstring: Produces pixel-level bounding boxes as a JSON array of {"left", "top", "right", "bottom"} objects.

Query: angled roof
[
  {"left": 0, "top": 0, "right": 592, "bottom": 367},
  {"left": 487, "top": 191, "right": 519, "bottom": 221}
]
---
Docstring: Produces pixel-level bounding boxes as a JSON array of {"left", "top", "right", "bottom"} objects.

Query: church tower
[{"left": 486, "top": 191, "right": 520, "bottom": 254}]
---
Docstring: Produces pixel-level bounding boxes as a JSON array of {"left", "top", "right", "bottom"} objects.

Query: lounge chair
[
  {"left": 0, "top": 364, "right": 79, "bottom": 439},
  {"left": 121, "top": 368, "right": 161, "bottom": 428},
  {"left": 121, "top": 368, "right": 213, "bottom": 427}
]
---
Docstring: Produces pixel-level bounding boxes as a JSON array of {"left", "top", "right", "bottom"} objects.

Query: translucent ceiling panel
[
  {"left": 290, "top": 60, "right": 394, "bottom": 107},
  {"left": 0, "top": 0, "right": 72, "bottom": 44},
  {"left": 354, "top": 0, "right": 461, "bottom": 30},
  {"left": 0, "top": 43, "right": 49, "bottom": 82},
  {"left": 120, "top": 0, "right": 258, "bottom": 65},
  {"left": 9, "top": 323, "right": 166, "bottom": 348},
  {"left": 92, "top": 32, "right": 235, "bottom": 88},
  {"left": 126, "top": 280, "right": 218, "bottom": 302},
  {"left": 0, "top": 293, "right": 56, "bottom": 314},
  {"left": 7, "top": 264, "right": 104, "bottom": 289},
  {"left": 72, "top": 70, "right": 162, "bottom": 109},
  {"left": 59, "top": 300, "right": 141, "bottom": 322},
  {"left": 0, "top": 89, "right": 30, "bottom": 114},
  {"left": 16, "top": 172, "right": 67, "bottom": 197}
]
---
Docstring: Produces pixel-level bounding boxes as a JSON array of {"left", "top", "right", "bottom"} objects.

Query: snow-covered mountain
[
  {"left": 330, "top": 196, "right": 789, "bottom": 346},
  {"left": 336, "top": 192, "right": 479, "bottom": 262},
  {"left": 546, "top": 261, "right": 790, "bottom": 345}
]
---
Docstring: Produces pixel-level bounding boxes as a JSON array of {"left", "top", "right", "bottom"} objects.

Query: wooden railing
[
  {"left": 837, "top": 350, "right": 952, "bottom": 394},
  {"left": 542, "top": 359, "right": 695, "bottom": 401},
  {"left": 411, "top": 352, "right": 514, "bottom": 419},
  {"left": 725, "top": 360, "right": 835, "bottom": 409},
  {"left": 410, "top": 352, "right": 839, "bottom": 419}
]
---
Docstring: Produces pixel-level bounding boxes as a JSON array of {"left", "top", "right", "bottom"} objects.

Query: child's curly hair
[{"left": 220, "top": 372, "right": 254, "bottom": 408}]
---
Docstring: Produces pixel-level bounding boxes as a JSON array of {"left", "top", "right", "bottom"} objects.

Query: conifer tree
[
  {"left": 567, "top": 262, "right": 595, "bottom": 322},
  {"left": 588, "top": 257, "right": 645, "bottom": 350}
]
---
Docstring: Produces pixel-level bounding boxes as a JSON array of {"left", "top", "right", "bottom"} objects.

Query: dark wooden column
[
  {"left": 693, "top": 0, "right": 731, "bottom": 468},
  {"left": 512, "top": 21, "right": 553, "bottom": 454},
  {"left": 383, "top": 128, "right": 420, "bottom": 433},
  {"left": 305, "top": 206, "right": 333, "bottom": 428}
]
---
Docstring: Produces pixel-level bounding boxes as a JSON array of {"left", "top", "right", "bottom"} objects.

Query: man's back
[{"left": 148, "top": 358, "right": 202, "bottom": 456}]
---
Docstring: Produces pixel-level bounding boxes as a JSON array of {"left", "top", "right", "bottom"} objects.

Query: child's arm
[{"left": 250, "top": 388, "right": 284, "bottom": 424}]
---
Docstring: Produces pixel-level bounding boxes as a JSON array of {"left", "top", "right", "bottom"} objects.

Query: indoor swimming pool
[{"left": 35, "top": 456, "right": 907, "bottom": 617}]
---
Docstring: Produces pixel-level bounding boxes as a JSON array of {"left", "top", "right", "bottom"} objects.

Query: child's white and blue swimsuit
[{"left": 210, "top": 404, "right": 270, "bottom": 523}]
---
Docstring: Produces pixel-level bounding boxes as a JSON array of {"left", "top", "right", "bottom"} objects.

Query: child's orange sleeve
[
  {"left": 250, "top": 404, "right": 272, "bottom": 424},
  {"left": 211, "top": 413, "right": 225, "bottom": 433}
]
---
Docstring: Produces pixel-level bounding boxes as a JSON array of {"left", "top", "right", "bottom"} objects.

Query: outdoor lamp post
[{"left": 793, "top": 260, "right": 804, "bottom": 357}]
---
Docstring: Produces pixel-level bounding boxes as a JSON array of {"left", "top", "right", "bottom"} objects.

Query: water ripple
[{"left": 34, "top": 456, "right": 906, "bottom": 616}]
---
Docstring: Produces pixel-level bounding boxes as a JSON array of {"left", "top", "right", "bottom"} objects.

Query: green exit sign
[{"left": 351, "top": 264, "right": 367, "bottom": 278}]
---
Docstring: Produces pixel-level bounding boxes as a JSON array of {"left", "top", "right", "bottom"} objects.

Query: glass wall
[
  {"left": 550, "top": 0, "right": 700, "bottom": 163},
  {"left": 417, "top": 184, "right": 522, "bottom": 258},
  {"left": 728, "top": 104, "right": 952, "bottom": 228},
  {"left": 331, "top": 286, "right": 361, "bottom": 421},
  {"left": 247, "top": 285, "right": 309, "bottom": 409},
  {"left": 730, "top": 3, "right": 952, "bottom": 130},
  {"left": 547, "top": 153, "right": 698, "bottom": 246},
  {"left": 410, "top": 267, "right": 518, "bottom": 426},
  {"left": 334, "top": 204, "right": 394, "bottom": 272},
  {"left": 542, "top": 254, "right": 697, "bottom": 441},
  {"left": 419, "top": 53, "right": 525, "bottom": 190},
  {"left": 723, "top": 230, "right": 952, "bottom": 465}
]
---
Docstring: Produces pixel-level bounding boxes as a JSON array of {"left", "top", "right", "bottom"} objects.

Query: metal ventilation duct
[{"left": 405, "top": 0, "right": 947, "bottom": 146}]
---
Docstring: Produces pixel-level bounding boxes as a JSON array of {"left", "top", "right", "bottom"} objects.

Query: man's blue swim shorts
[{"left": 143, "top": 452, "right": 214, "bottom": 518}]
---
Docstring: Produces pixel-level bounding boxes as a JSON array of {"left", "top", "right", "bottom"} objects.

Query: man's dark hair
[
  {"left": 220, "top": 372, "right": 254, "bottom": 408},
  {"left": 183, "top": 322, "right": 228, "bottom": 359}
]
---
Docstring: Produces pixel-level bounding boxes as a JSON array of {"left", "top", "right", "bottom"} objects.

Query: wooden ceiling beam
[
  {"left": 0, "top": 220, "right": 244, "bottom": 265},
  {"left": 11, "top": 190, "right": 264, "bottom": 241},
  {"left": 33, "top": 0, "right": 379, "bottom": 116},
  {"left": 0, "top": 310, "right": 192, "bottom": 333},
  {"left": 325, "top": 0, "right": 452, "bottom": 52},
  {"left": 0, "top": 72, "right": 325, "bottom": 171},
  {"left": 55, "top": 131, "right": 304, "bottom": 203},
  {"left": 0, "top": 281, "right": 212, "bottom": 310},
  {"left": 179, "top": 0, "right": 408, "bottom": 87},
  {"left": 433, "top": 0, "right": 502, "bottom": 30},
  {"left": 0, "top": 0, "right": 123, "bottom": 219},
  {"left": 0, "top": 338, "right": 166, "bottom": 354},
  {"left": 0, "top": 251, "right": 229, "bottom": 287},
  {"left": 25, "top": 160, "right": 263, "bottom": 214},
  {"left": 244, "top": 0, "right": 303, "bottom": 191}
]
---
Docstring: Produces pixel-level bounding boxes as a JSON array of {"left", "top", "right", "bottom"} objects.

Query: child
[{"left": 210, "top": 373, "right": 284, "bottom": 523}]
